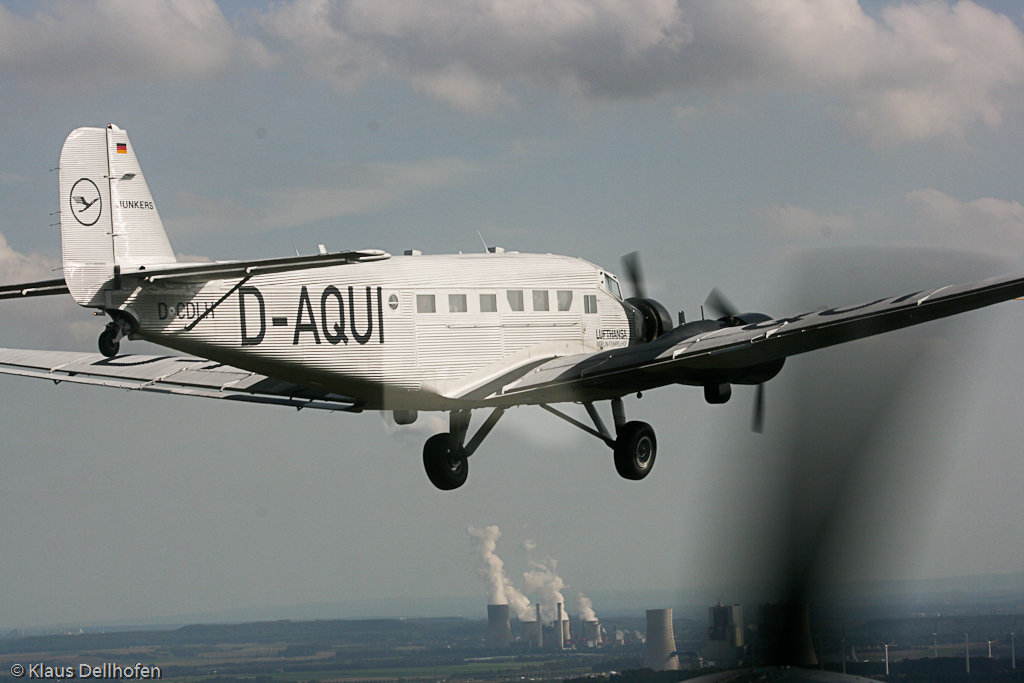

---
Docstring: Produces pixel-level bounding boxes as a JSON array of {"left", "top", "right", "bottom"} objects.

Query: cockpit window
[{"left": 604, "top": 274, "right": 622, "bottom": 300}]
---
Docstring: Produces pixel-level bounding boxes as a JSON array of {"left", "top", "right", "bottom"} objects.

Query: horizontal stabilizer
[
  {"left": 0, "top": 348, "right": 363, "bottom": 412},
  {"left": 0, "top": 278, "right": 69, "bottom": 300},
  {"left": 126, "top": 249, "right": 390, "bottom": 284}
]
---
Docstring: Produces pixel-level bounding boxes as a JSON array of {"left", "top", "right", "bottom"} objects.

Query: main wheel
[
  {"left": 614, "top": 421, "right": 656, "bottom": 480},
  {"left": 423, "top": 433, "right": 469, "bottom": 490},
  {"left": 98, "top": 327, "right": 120, "bottom": 357}
]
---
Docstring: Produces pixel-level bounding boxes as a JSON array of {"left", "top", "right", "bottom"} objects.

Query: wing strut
[{"left": 540, "top": 403, "right": 616, "bottom": 447}]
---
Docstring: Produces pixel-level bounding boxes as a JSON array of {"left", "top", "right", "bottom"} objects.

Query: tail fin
[{"left": 60, "top": 124, "right": 176, "bottom": 307}]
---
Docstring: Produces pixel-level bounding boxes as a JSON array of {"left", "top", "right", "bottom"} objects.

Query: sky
[{"left": 1, "top": 0, "right": 1024, "bottom": 630}]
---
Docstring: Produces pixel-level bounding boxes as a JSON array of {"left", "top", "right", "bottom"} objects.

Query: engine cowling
[{"left": 625, "top": 297, "right": 674, "bottom": 343}]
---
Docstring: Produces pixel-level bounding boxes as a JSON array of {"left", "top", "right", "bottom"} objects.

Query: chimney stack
[
  {"left": 487, "top": 604, "right": 512, "bottom": 648},
  {"left": 643, "top": 609, "right": 679, "bottom": 671},
  {"left": 557, "top": 602, "right": 565, "bottom": 649},
  {"left": 535, "top": 603, "right": 544, "bottom": 647}
]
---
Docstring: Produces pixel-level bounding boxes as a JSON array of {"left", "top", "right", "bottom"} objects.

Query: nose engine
[{"left": 625, "top": 297, "right": 673, "bottom": 343}]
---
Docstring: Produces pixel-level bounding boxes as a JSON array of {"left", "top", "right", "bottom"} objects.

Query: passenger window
[
  {"left": 557, "top": 290, "right": 573, "bottom": 311},
  {"left": 507, "top": 290, "right": 524, "bottom": 312},
  {"left": 416, "top": 294, "right": 436, "bottom": 313},
  {"left": 480, "top": 293, "right": 497, "bottom": 312},
  {"left": 449, "top": 293, "right": 467, "bottom": 312},
  {"left": 584, "top": 294, "right": 598, "bottom": 314},
  {"left": 532, "top": 290, "right": 549, "bottom": 311}
]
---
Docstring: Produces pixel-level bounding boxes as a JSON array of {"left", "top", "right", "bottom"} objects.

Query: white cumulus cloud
[
  {"left": 257, "top": 0, "right": 1024, "bottom": 144},
  {"left": 0, "top": 0, "right": 269, "bottom": 89},
  {"left": 907, "top": 187, "right": 1024, "bottom": 256}
]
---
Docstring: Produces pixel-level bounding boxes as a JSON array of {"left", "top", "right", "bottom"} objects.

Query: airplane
[{"left": 2, "top": 123, "right": 1023, "bottom": 490}]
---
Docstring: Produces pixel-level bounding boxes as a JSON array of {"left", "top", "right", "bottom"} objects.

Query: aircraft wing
[
  {"left": 123, "top": 249, "right": 390, "bottom": 284},
  {"left": 0, "top": 349, "right": 363, "bottom": 412},
  {"left": 496, "top": 270, "right": 1024, "bottom": 403},
  {"left": 0, "top": 278, "right": 70, "bottom": 300}
]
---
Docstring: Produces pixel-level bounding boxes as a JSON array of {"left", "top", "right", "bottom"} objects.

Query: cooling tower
[
  {"left": 487, "top": 604, "right": 512, "bottom": 648},
  {"left": 758, "top": 602, "right": 818, "bottom": 667},
  {"left": 643, "top": 609, "right": 679, "bottom": 671},
  {"left": 583, "top": 620, "right": 602, "bottom": 645},
  {"left": 523, "top": 619, "right": 541, "bottom": 646},
  {"left": 556, "top": 602, "right": 565, "bottom": 649}
]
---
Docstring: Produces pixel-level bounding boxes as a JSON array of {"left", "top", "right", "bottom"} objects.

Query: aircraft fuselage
[{"left": 114, "top": 252, "right": 633, "bottom": 410}]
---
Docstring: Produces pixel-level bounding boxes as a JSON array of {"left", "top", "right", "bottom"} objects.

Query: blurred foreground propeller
[{"left": 696, "top": 247, "right": 999, "bottom": 668}]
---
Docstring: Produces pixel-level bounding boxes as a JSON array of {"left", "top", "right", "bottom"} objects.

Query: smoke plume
[
  {"left": 467, "top": 525, "right": 533, "bottom": 620},
  {"left": 522, "top": 556, "right": 568, "bottom": 625},
  {"left": 577, "top": 592, "right": 597, "bottom": 621}
]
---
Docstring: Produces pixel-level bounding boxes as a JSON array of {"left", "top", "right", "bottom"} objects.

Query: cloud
[
  {"left": 165, "top": 157, "right": 480, "bottom": 237},
  {"left": 258, "top": 0, "right": 1024, "bottom": 144},
  {"left": 764, "top": 203, "right": 884, "bottom": 238},
  {"left": 0, "top": 232, "right": 98, "bottom": 350},
  {"left": 0, "top": 0, "right": 269, "bottom": 90},
  {"left": 906, "top": 187, "right": 1024, "bottom": 257},
  {"left": 258, "top": 0, "right": 692, "bottom": 112}
]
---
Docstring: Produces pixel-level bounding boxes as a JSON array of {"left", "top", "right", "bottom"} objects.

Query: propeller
[
  {"left": 704, "top": 286, "right": 740, "bottom": 319},
  {"left": 702, "top": 286, "right": 767, "bottom": 432},
  {"left": 695, "top": 247, "right": 1000, "bottom": 668},
  {"left": 621, "top": 251, "right": 647, "bottom": 299},
  {"left": 752, "top": 383, "right": 766, "bottom": 434}
]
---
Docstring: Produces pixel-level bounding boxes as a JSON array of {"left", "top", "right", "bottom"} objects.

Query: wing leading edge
[
  {"left": 496, "top": 270, "right": 1024, "bottom": 403},
  {"left": 0, "top": 349, "right": 363, "bottom": 412}
]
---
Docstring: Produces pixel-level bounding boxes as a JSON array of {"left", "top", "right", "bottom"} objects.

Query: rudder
[{"left": 60, "top": 124, "right": 176, "bottom": 307}]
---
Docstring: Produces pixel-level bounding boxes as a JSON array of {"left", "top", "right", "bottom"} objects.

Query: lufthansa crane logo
[{"left": 69, "top": 178, "right": 102, "bottom": 226}]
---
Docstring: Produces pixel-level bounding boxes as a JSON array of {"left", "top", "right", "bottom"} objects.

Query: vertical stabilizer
[{"left": 60, "top": 124, "right": 175, "bottom": 307}]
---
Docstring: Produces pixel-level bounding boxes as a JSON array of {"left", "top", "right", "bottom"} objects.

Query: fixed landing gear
[
  {"left": 540, "top": 397, "right": 657, "bottom": 481},
  {"left": 422, "top": 408, "right": 505, "bottom": 490},
  {"left": 423, "top": 433, "right": 469, "bottom": 490},
  {"left": 98, "top": 318, "right": 131, "bottom": 358},
  {"left": 614, "top": 421, "right": 656, "bottom": 480}
]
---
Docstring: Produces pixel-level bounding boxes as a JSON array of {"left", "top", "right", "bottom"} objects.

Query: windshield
[{"left": 604, "top": 274, "right": 622, "bottom": 300}]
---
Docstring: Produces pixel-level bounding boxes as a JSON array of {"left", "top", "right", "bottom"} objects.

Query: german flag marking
[{"left": 116, "top": 143, "right": 127, "bottom": 154}]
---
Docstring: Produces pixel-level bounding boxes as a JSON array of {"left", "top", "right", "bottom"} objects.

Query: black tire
[
  {"left": 98, "top": 328, "right": 120, "bottom": 357},
  {"left": 423, "top": 433, "right": 469, "bottom": 490},
  {"left": 614, "top": 421, "right": 656, "bottom": 480}
]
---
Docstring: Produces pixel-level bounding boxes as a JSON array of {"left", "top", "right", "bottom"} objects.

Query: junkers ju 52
[{"left": 3, "top": 125, "right": 1023, "bottom": 489}]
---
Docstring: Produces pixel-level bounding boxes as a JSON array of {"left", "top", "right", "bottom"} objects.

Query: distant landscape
[{"left": 1, "top": 572, "right": 1021, "bottom": 683}]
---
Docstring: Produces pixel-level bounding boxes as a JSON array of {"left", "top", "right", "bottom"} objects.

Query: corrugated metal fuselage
[{"left": 115, "top": 253, "right": 633, "bottom": 410}]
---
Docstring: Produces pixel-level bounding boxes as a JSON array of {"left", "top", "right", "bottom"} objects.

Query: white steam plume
[
  {"left": 577, "top": 592, "right": 597, "bottom": 622},
  {"left": 523, "top": 556, "right": 568, "bottom": 625},
  {"left": 467, "top": 525, "right": 533, "bottom": 620}
]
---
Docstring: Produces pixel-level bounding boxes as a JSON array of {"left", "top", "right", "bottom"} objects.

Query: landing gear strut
[
  {"left": 98, "top": 317, "right": 131, "bottom": 358},
  {"left": 422, "top": 408, "right": 505, "bottom": 490},
  {"left": 540, "top": 397, "right": 657, "bottom": 481}
]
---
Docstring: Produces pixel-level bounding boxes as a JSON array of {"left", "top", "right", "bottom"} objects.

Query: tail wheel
[
  {"left": 423, "top": 433, "right": 469, "bottom": 490},
  {"left": 613, "top": 421, "right": 656, "bottom": 480}
]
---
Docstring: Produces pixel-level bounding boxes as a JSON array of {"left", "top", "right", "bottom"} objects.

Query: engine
[{"left": 625, "top": 297, "right": 674, "bottom": 343}]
